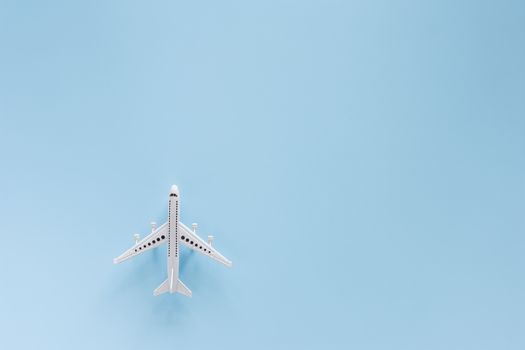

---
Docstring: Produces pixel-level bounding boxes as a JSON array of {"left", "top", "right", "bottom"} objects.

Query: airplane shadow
[{"left": 179, "top": 248, "right": 195, "bottom": 273}]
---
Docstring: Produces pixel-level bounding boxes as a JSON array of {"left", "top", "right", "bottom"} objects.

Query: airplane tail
[{"left": 153, "top": 278, "right": 192, "bottom": 297}]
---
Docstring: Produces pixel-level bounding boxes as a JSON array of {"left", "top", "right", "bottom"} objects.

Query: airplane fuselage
[{"left": 167, "top": 191, "right": 180, "bottom": 293}]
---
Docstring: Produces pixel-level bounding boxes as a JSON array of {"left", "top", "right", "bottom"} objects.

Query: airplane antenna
[
  {"left": 192, "top": 223, "right": 198, "bottom": 233},
  {"left": 151, "top": 221, "right": 157, "bottom": 233},
  {"left": 208, "top": 235, "right": 214, "bottom": 247},
  {"left": 133, "top": 234, "right": 140, "bottom": 245}
]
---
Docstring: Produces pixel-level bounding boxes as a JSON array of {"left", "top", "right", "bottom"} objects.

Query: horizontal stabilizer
[
  {"left": 153, "top": 279, "right": 192, "bottom": 297},
  {"left": 176, "top": 279, "right": 192, "bottom": 297},
  {"left": 153, "top": 279, "right": 169, "bottom": 296}
]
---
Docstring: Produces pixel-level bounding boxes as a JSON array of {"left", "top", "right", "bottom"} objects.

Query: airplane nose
[{"left": 170, "top": 185, "right": 179, "bottom": 195}]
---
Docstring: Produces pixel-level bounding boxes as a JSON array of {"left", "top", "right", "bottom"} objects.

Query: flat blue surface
[{"left": 1, "top": 1, "right": 524, "bottom": 349}]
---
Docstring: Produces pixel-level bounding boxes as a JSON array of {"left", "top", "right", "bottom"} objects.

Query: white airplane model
[{"left": 113, "top": 185, "right": 232, "bottom": 297}]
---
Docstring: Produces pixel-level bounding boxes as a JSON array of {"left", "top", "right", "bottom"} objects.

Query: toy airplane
[{"left": 113, "top": 185, "right": 232, "bottom": 297}]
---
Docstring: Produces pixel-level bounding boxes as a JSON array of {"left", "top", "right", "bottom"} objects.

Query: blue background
[{"left": 1, "top": 1, "right": 524, "bottom": 349}]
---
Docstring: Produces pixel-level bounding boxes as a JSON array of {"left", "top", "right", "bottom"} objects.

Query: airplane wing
[
  {"left": 178, "top": 222, "right": 232, "bottom": 267},
  {"left": 113, "top": 222, "right": 168, "bottom": 264}
]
